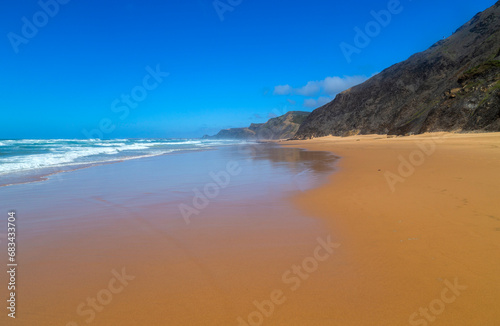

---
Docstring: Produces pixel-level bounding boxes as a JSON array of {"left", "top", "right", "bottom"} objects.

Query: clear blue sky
[{"left": 0, "top": 0, "right": 496, "bottom": 139}]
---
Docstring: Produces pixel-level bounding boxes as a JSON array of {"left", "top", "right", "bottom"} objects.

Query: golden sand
[
  {"left": 282, "top": 132, "right": 500, "bottom": 325},
  {"left": 2, "top": 133, "right": 499, "bottom": 325}
]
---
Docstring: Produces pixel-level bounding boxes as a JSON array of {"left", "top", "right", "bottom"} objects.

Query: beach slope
[{"left": 283, "top": 132, "right": 500, "bottom": 325}]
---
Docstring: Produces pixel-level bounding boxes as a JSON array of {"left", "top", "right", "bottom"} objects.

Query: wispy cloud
[
  {"left": 274, "top": 75, "right": 368, "bottom": 97},
  {"left": 322, "top": 76, "right": 368, "bottom": 95},
  {"left": 273, "top": 75, "right": 370, "bottom": 108},
  {"left": 273, "top": 84, "right": 293, "bottom": 95},
  {"left": 295, "top": 81, "right": 321, "bottom": 96},
  {"left": 304, "top": 96, "right": 333, "bottom": 108}
]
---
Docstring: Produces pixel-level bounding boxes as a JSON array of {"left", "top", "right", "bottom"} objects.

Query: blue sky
[{"left": 0, "top": 0, "right": 496, "bottom": 139}]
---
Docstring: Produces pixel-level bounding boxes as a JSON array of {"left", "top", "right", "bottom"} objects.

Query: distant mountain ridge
[
  {"left": 203, "top": 111, "right": 310, "bottom": 140},
  {"left": 294, "top": 2, "right": 500, "bottom": 139}
]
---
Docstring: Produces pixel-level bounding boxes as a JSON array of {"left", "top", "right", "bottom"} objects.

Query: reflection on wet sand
[
  {"left": 237, "top": 143, "right": 338, "bottom": 175},
  {"left": 0, "top": 143, "right": 337, "bottom": 326}
]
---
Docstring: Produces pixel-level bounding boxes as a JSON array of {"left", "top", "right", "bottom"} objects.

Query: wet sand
[
  {"left": 283, "top": 132, "right": 500, "bottom": 325},
  {"left": 1, "top": 133, "right": 499, "bottom": 325},
  {"left": 0, "top": 144, "right": 339, "bottom": 326}
]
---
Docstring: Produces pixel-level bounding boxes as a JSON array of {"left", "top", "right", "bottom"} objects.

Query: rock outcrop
[
  {"left": 204, "top": 111, "right": 310, "bottom": 140},
  {"left": 294, "top": 2, "right": 500, "bottom": 139}
]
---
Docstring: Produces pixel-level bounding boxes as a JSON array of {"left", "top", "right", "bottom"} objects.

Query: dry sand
[
  {"left": 281, "top": 132, "right": 500, "bottom": 325},
  {"left": 2, "top": 133, "right": 499, "bottom": 326}
]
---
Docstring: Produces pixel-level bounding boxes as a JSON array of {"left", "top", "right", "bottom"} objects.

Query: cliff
[
  {"left": 204, "top": 111, "right": 310, "bottom": 140},
  {"left": 294, "top": 2, "right": 500, "bottom": 139}
]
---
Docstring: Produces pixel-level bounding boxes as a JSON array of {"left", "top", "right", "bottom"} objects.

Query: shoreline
[
  {"left": 0, "top": 146, "right": 220, "bottom": 188},
  {"left": 0, "top": 143, "right": 337, "bottom": 326},
  {"left": 1, "top": 133, "right": 498, "bottom": 325},
  {"left": 281, "top": 131, "right": 500, "bottom": 325}
]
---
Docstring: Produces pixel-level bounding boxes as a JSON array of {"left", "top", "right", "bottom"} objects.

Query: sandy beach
[
  {"left": 1, "top": 133, "right": 499, "bottom": 325},
  {"left": 1, "top": 144, "right": 338, "bottom": 326},
  {"left": 283, "top": 132, "right": 500, "bottom": 325},
  {"left": 3, "top": 0, "right": 500, "bottom": 325}
]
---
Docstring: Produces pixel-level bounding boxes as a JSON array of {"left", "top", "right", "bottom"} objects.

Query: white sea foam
[{"left": 0, "top": 139, "right": 243, "bottom": 175}]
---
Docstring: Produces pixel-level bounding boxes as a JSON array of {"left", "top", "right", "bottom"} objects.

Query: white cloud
[
  {"left": 274, "top": 75, "right": 368, "bottom": 97},
  {"left": 273, "top": 75, "right": 369, "bottom": 109},
  {"left": 322, "top": 75, "right": 368, "bottom": 95},
  {"left": 295, "top": 81, "right": 321, "bottom": 96},
  {"left": 273, "top": 84, "right": 292, "bottom": 95},
  {"left": 304, "top": 96, "right": 333, "bottom": 108}
]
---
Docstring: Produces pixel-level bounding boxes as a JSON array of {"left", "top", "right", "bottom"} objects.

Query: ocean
[
  {"left": 0, "top": 135, "right": 339, "bottom": 325},
  {"left": 0, "top": 138, "right": 246, "bottom": 187}
]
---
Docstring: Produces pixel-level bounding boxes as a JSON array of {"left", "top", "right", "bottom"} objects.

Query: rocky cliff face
[
  {"left": 294, "top": 2, "right": 500, "bottom": 139},
  {"left": 204, "top": 111, "right": 310, "bottom": 140}
]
